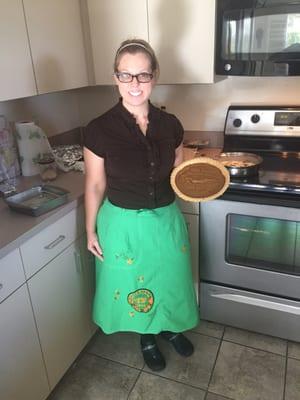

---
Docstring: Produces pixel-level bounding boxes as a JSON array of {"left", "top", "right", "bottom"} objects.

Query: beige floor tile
[
  {"left": 209, "top": 341, "right": 285, "bottom": 400},
  {"left": 48, "top": 353, "right": 139, "bottom": 400},
  {"left": 128, "top": 372, "right": 205, "bottom": 400},
  {"left": 86, "top": 331, "right": 144, "bottom": 368},
  {"left": 193, "top": 319, "right": 225, "bottom": 339},
  {"left": 288, "top": 341, "right": 300, "bottom": 360},
  {"left": 224, "top": 326, "right": 287, "bottom": 355},
  {"left": 285, "top": 358, "right": 300, "bottom": 400},
  {"left": 206, "top": 393, "right": 234, "bottom": 400}
]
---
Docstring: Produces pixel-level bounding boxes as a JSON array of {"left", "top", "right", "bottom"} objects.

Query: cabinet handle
[
  {"left": 74, "top": 250, "right": 82, "bottom": 274},
  {"left": 44, "top": 235, "right": 66, "bottom": 250},
  {"left": 0, "top": 283, "right": 3, "bottom": 290}
]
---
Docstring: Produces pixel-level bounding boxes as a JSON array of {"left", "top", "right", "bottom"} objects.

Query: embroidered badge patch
[{"left": 127, "top": 289, "right": 154, "bottom": 313}]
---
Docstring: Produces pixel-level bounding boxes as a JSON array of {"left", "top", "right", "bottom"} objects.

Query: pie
[{"left": 171, "top": 157, "right": 230, "bottom": 202}]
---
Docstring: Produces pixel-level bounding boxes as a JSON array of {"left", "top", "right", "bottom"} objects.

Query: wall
[
  {"left": 0, "top": 90, "right": 81, "bottom": 136},
  {"left": 78, "top": 76, "right": 300, "bottom": 131},
  {"left": 1, "top": 76, "right": 300, "bottom": 136}
]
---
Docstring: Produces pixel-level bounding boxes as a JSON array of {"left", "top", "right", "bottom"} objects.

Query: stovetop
[
  {"left": 223, "top": 106, "right": 300, "bottom": 196},
  {"left": 229, "top": 153, "right": 300, "bottom": 194}
]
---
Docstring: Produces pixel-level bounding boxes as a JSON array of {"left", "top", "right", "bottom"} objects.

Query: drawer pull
[
  {"left": 0, "top": 283, "right": 3, "bottom": 290},
  {"left": 44, "top": 235, "right": 66, "bottom": 250},
  {"left": 74, "top": 251, "right": 82, "bottom": 274}
]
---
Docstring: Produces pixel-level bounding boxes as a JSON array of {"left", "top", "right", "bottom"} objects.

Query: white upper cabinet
[
  {"left": 86, "top": 0, "right": 148, "bottom": 84},
  {"left": 0, "top": 0, "right": 37, "bottom": 101},
  {"left": 148, "top": 0, "right": 216, "bottom": 84},
  {"left": 23, "top": 0, "right": 88, "bottom": 94},
  {"left": 87, "top": 0, "right": 216, "bottom": 85}
]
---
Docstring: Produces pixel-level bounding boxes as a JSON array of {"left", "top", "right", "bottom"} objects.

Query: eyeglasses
[{"left": 115, "top": 72, "right": 153, "bottom": 83}]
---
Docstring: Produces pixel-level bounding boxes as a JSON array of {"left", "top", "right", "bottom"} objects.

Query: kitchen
[{"left": 1, "top": 1, "right": 300, "bottom": 400}]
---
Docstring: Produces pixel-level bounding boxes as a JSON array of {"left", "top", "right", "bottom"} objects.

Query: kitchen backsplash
[{"left": 1, "top": 77, "right": 300, "bottom": 137}]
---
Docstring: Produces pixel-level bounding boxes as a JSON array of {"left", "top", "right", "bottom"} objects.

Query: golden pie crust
[{"left": 171, "top": 157, "right": 230, "bottom": 202}]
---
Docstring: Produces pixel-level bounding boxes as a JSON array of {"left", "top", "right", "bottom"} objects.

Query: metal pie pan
[
  {"left": 217, "top": 152, "right": 263, "bottom": 177},
  {"left": 5, "top": 184, "right": 69, "bottom": 216}
]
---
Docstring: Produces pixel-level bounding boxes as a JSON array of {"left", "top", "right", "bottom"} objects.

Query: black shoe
[
  {"left": 160, "top": 331, "right": 194, "bottom": 357},
  {"left": 141, "top": 334, "right": 166, "bottom": 371}
]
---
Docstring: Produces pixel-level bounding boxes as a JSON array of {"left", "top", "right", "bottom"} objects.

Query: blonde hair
[{"left": 114, "top": 39, "right": 159, "bottom": 78}]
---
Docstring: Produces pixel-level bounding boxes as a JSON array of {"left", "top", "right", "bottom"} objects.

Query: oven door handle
[{"left": 211, "top": 293, "right": 300, "bottom": 315}]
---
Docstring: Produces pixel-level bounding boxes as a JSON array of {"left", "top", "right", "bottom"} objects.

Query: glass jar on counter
[{"left": 37, "top": 155, "right": 57, "bottom": 181}]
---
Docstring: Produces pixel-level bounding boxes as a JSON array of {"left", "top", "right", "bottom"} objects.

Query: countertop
[
  {"left": 0, "top": 171, "right": 85, "bottom": 259},
  {"left": 0, "top": 146, "right": 222, "bottom": 259},
  {"left": 182, "top": 147, "right": 222, "bottom": 161}
]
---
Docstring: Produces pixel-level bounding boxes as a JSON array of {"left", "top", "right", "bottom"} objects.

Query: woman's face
[{"left": 114, "top": 52, "right": 155, "bottom": 112}]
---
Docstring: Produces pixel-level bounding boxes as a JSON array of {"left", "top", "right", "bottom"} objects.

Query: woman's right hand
[{"left": 87, "top": 231, "right": 104, "bottom": 261}]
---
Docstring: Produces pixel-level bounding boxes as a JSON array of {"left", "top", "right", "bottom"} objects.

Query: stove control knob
[
  {"left": 233, "top": 118, "right": 242, "bottom": 128},
  {"left": 251, "top": 114, "right": 260, "bottom": 123}
]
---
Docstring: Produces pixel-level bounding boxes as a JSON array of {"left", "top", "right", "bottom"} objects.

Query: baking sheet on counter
[{"left": 5, "top": 185, "right": 69, "bottom": 216}]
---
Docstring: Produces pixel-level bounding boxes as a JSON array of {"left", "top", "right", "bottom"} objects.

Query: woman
[{"left": 84, "top": 39, "right": 199, "bottom": 371}]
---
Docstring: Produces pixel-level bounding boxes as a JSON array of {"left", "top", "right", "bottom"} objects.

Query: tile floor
[{"left": 48, "top": 320, "right": 300, "bottom": 400}]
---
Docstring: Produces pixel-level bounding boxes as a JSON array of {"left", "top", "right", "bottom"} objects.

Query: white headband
[{"left": 117, "top": 42, "right": 151, "bottom": 56}]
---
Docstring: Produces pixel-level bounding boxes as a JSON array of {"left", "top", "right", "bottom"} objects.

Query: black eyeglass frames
[{"left": 115, "top": 72, "right": 153, "bottom": 83}]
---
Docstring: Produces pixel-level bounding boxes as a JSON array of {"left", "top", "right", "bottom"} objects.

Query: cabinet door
[
  {"left": 0, "top": 0, "right": 36, "bottom": 101},
  {"left": 0, "top": 285, "right": 49, "bottom": 400},
  {"left": 79, "top": 234, "right": 98, "bottom": 336},
  {"left": 0, "top": 248, "right": 25, "bottom": 303},
  {"left": 183, "top": 213, "right": 199, "bottom": 302},
  {"left": 148, "top": 0, "right": 216, "bottom": 83},
  {"left": 23, "top": 0, "right": 88, "bottom": 93},
  {"left": 87, "top": 0, "right": 148, "bottom": 84},
  {"left": 28, "top": 241, "right": 90, "bottom": 390}
]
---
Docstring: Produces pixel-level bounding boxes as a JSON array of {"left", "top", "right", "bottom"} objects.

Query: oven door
[
  {"left": 215, "top": 0, "right": 300, "bottom": 76},
  {"left": 200, "top": 199, "right": 300, "bottom": 300}
]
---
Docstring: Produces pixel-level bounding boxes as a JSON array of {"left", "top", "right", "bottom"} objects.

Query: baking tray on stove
[{"left": 5, "top": 185, "right": 69, "bottom": 216}]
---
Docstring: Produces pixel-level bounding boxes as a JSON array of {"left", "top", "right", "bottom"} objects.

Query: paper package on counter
[
  {"left": 15, "top": 121, "right": 52, "bottom": 176},
  {"left": 0, "top": 115, "right": 20, "bottom": 182}
]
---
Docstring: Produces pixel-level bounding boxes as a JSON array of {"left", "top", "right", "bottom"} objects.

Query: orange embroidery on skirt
[
  {"left": 181, "top": 245, "right": 187, "bottom": 253},
  {"left": 127, "top": 289, "right": 154, "bottom": 313}
]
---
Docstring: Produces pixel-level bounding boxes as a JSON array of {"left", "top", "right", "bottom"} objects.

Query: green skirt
[{"left": 93, "top": 199, "right": 199, "bottom": 334}]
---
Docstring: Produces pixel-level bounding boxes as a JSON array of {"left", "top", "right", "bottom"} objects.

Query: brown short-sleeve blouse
[{"left": 84, "top": 100, "right": 184, "bottom": 209}]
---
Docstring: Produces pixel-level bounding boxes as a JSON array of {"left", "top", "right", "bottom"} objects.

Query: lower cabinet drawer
[
  {"left": 0, "top": 248, "right": 26, "bottom": 303},
  {"left": 20, "top": 207, "right": 81, "bottom": 278}
]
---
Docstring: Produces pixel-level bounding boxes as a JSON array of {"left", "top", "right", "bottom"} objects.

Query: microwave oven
[{"left": 215, "top": 0, "right": 300, "bottom": 76}]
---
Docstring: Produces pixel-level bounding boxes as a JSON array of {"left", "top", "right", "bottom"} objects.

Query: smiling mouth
[{"left": 129, "top": 91, "right": 142, "bottom": 97}]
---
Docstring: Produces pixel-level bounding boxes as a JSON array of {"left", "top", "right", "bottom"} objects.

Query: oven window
[{"left": 226, "top": 214, "right": 300, "bottom": 275}]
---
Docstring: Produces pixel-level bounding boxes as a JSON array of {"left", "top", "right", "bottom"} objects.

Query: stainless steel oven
[{"left": 200, "top": 105, "right": 300, "bottom": 341}]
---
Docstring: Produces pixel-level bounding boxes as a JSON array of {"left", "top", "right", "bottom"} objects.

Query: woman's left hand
[{"left": 87, "top": 231, "right": 104, "bottom": 261}]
